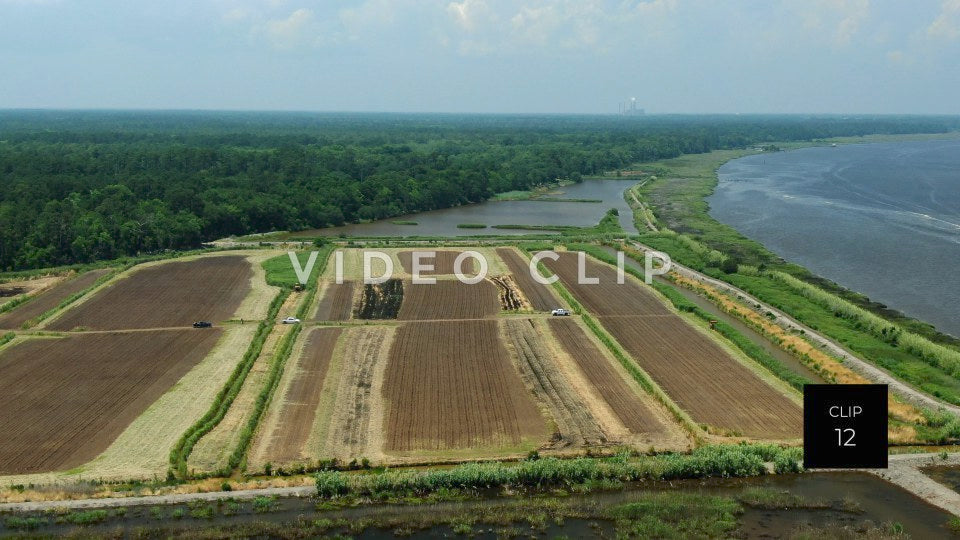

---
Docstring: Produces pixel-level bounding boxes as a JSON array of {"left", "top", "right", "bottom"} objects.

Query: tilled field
[
  {"left": 547, "top": 318, "right": 668, "bottom": 434},
  {"left": 48, "top": 256, "right": 253, "bottom": 330},
  {"left": 314, "top": 281, "right": 355, "bottom": 321},
  {"left": 259, "top": 327, "right": 343, "bottom": 463},
  {"left": 545, "top": 252, "right": 801, "bottom": 439},
  {"left": 496, "top": 247, "right": 561, "bottom": 311},
  {"left": 500, "top": 318, "right": 607, "bottom": 446},
  {"left": 397, "top": 279, "right": 500, "bottom": 320},
  {"left": 0, "top": 330, "right": 222, "bottom": 474},
  {"left": 542, "top": 252, "right": 666, "bottom": 316},
  {"left": 398, "top": 250, "right": 474, "bottom": 276},
  {"left": 0, "top": 269, "right": 111, "bottom": 329},
  {"left": 383, "top": 320, "right": 549, "bottom": 451}
]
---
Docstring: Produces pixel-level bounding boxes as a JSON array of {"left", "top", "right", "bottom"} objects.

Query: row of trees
[{"left": 1, "top": 112, "right": 957, "bottom": 270}]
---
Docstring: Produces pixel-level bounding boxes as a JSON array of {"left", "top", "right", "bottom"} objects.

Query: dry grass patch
[
  {"left": 233, "top": 252, "right": 284, "bottom": 321},
  {"left": 500, "top": 318, "right": 607, "bottom": 447},
  {"left": 310, "top": 326, "right": 395, "bottom": 463},
  {"left": 188, "top": 324, "right": 293, "bottom": 473}
]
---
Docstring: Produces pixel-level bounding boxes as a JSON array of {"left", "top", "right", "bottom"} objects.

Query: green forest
[{"left": 1, "top": 111, "right": 957, "bottom": 271}]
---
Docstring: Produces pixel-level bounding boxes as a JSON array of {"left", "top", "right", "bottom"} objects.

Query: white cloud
[
  {"left": 792, "top": 0, "right": 870, "bottom": 46},
  {"left": 263, "top": 8, "right": 315, "bottom": 49},
  {"left": 928, "top": 0, "right": 960, "bottom": 40},
  {"left": 441, "top": 0, "right": 675, "bottom": 55},
  {"left": 447, "top": 0, "right": 491, "bottom": 32}
]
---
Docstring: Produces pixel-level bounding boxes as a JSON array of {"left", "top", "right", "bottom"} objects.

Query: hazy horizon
[{"left": 2, "top": 1, "right": 959, "bottom": 114}]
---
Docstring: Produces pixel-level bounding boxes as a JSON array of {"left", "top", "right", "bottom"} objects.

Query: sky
[{"left": 1, "top": 0, "right": 959, "bottom": 114}]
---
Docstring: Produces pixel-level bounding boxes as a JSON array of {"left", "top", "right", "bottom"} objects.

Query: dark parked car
[{"left": 193, "top": 321, "right": 213, "bottom": 328}]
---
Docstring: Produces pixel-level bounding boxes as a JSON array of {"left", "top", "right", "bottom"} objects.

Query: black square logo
[{"left": 803, "top": 384, "right": 887, "bottom": 469}]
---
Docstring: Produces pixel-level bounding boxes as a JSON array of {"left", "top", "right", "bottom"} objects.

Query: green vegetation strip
[
  {"left": 575, "top": 243, "right": 811, "bottom": 391},
  {"left": 0, "top": 294, "right": 32, "bottom": 315},
  {"left": 523, "top": 247, "right": 700, "bottom": 438},
  {"left": 770, "top": 270, "right": 960, "bottom": 378},
  {"left": 231, "top": 321, "right": 301, "bottom": 473},
  {"left": 456, "top": 223, "right": 487, "bottom": 229},
  {"left": 169, "top": 290, "right": 289, "bottom": 480},
  {"left": 633, "top": 149, "right": 960, "bottom": 404},
  {"left": 315, "top": 445, "right": 803, "bottom": 498},
  {"left": 229, "top": 248, "right": 331, "bottom": 474},
  {"left": 0, "top": 332, "right": 15, "bottom": 347}
]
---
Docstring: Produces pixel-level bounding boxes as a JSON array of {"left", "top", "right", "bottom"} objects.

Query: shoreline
[{"left": 710, "top": 136, "right": 960, "bottom": 339}]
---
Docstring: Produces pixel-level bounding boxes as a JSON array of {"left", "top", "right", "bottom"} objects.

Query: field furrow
[
  {"left": 0, "top": 330, "right": 222, "bottom": 475},
  {"left": 314, "top": 281, "right": 355, "bottom": 321},
  {"left": 47, "top": 256, "right": 253, "bottom": 330},
  {"left": 496, "top": 247, "right": 562, "bottom": 311},
  {"left": 383, "top": 320, "right": 549, "bottom": 452},
  {"left": 544, "top": 252, "right": 802, "bottom": 440},
  {"left": 500, "top": 318, "right": 607, "bottom": 447},
  {"left": 0, "top": 269, "right": 111, "bottom": 329}
]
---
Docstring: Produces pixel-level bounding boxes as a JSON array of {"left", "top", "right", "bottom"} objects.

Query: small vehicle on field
[
  {"left": 551, "top": 308, "right": 571, "bottom": 316},
  {"left": 192, "top": 321, "right": 213, "bottom": 328},
  {"left": 282, "top": 316, "right": 301, "bottom": 324}
]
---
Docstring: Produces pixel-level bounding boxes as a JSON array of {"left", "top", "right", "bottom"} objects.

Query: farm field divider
[
  {"left": 231, "top": 247, "right": 333, "bottom": 474},
  {"left": 171, "top": 248, "right": 333, "bottom": 479},
  {"left": 542, "top": 249, "right": 802, "bottom": 440},
  {"left": 585, "top": 243, "right": 812, "bottom": 391},
  {"left": 518, "top": 247, "right": 702, "bottom": 440},
  {"left": 0, "top": 268, "right": 116, "bottom": 330},
  {"left": 169, "top": 289, "right": 289, "bottom": 479}
]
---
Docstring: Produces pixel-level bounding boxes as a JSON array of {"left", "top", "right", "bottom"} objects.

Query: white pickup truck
[{"left": 550, "top": 308, "right": 571, "bottom": 316}]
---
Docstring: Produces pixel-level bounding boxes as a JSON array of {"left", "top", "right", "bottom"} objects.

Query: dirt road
[{"left": 629, "top": 240, "right": 960, "bottom": 416}]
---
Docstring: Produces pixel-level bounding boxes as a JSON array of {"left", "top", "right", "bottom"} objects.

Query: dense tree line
[{"left": 0, "top": 111, "right": 957, "bottom": 270}]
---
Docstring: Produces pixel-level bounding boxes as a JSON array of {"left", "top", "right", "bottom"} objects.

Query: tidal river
[{"left": 709, "top": 138, "right": 960, "bottom": 338}]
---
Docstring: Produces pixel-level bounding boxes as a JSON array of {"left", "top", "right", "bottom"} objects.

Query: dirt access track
[
  {"left": 47, "top": 256, "right": 253, "bottom": 330},
  {"left": 543, "top": 252, "right": 802, "bottom": 440},
  {"left": 0, "top": 330, "right": 222, "bottom": 475}
]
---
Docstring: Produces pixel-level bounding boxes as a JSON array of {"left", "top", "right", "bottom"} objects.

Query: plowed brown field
[
  {"left": 398, "top": 279, "right": 500, "bottom": 320},
  {"left": 0, "top": 329, "right": 222, "bottom": 474},
  {"left": 383, "top": 320, "right": 549, "bottom": 451},
  {"left": 547, "top": 317, "right": 667, "bottom": 434},
  {"left": 544, "top": 252, "right": 801, "bottom": 439},
  {"left": 314, "top": 281, "right": 355, "bottom": 321},
  {"left": 496, "top": 248, "right": 561, "bottom": 311},
  {"left": 501, "top": 318, "right": 606, "bottom": 446},
  {"left": 263, "top": 327, "right": 343, "bottom": 463},
  {"left": 48, "top": 256, "right": 252, "bottom": 330},
  {"left": 398, "top": 250, "right": 474, "bottom": 276},
  {"left": 0, "top": 269, "right": 111, "bottom": 329}
]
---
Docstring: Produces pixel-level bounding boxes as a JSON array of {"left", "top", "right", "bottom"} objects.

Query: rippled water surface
[{"left": 710, "top": 139, "right": 960, "bottom": 336}]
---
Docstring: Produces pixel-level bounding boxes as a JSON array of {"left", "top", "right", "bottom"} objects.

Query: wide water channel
[
  {"left": 293, "top": 178, "right": 639, "bottom": 237},
  {"left": 6, "top": 472, "right": 953, "bottom": 538},
  {"left": 710, "top": 139, "right": 960, "bottom": 337}
]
